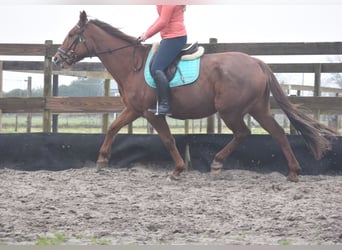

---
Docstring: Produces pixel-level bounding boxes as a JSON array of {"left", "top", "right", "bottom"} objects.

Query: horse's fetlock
[{"left": 99, "top": 150, "right": 108, "bottom": 159}]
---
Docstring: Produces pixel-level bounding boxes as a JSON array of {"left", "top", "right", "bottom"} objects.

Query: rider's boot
[{"left": 148, "top": 70, "right": 172, "bottom": 116}]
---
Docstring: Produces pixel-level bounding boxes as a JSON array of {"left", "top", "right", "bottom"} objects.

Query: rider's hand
[{"left": 138, "top": 33, "right": 147, "bottom": 42}]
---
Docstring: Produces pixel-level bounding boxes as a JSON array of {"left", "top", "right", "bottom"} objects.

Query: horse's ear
[{"left": 80, "top": 11, "right": 87, "bottom": 22}]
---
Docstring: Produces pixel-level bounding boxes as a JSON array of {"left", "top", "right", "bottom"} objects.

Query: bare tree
[{"left": 327, "top": 56, "right": 342, "bottom": 88}]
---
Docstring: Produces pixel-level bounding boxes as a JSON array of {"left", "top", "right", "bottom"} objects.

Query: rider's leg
[{"left": 149, "top": 35, "right": 187, "bottom": 116}]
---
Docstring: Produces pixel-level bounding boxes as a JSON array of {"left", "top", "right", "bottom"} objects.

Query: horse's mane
[{"left": 90, "top": 19, "right": 137, "bottom": 45}]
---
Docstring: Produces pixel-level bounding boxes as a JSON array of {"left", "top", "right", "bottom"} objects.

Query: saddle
[{"left": 150, "top": 42, "right": 204, "bottom": 82}]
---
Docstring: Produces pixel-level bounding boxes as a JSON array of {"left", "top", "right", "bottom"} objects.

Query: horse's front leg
[
  {"left": 145, "top": 112, "right": 185, "bottom": 178},
  {"left": 96, "top": 108, "right": 139, "bottom": 171}
]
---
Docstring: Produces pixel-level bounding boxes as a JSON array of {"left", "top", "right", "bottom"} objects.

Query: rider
[{"left": 139, "top": 5, "right": 187, "bottom": 116}]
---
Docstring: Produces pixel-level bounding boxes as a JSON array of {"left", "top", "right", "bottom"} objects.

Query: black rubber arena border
[{"left": 0, "top": 133, "right": 341, "bottom": 175}]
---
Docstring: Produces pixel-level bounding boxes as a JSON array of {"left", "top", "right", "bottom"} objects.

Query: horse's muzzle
[
  {"left": 53, "top": 54, "right": 61, "bottom": 65},
  {"left": 53, "top": 53, "right": 68, "bottom": 69},
  {"left": 53, "top": 52, "right": 72, "bottom": 69},
  {"left": 54, "top": 48, "right": 76, "bottom": 68}
]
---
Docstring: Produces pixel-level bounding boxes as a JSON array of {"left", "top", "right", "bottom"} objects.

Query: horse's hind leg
[
  {"left": 211, "top": 113, "right": 251, "bottom": 174},
  {"left": 251, "top": 110, "right": 301, "bottom": 182}
]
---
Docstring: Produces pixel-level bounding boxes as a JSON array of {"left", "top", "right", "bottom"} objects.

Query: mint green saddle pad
[{"left": 144, "top": 49, "right": 201, "bottom": 88}]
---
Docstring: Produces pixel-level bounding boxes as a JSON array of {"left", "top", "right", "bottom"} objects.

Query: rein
[
  {"left": 95, "top": 43, "right": 144, "bottom": 72},
  {"left": 95, "top": 44, "right": 135, "bottom": 56}
]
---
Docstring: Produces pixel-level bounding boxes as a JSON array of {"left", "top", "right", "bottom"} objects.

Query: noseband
[
  {"left": 56, "top": 22, "right": 92, "bottom": 66},
  {"left": 56, "top": 20, "right": 143, "bottom": 71}
]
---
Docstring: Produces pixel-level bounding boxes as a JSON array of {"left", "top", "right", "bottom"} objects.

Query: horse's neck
[
  {"left": 97, "top": 47, "right": 131, "bottom": 84},
  {"left": 92, "top": 35, "right": 135, "bottom": 84}
]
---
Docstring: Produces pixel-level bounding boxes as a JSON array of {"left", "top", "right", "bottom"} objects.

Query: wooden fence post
[
  {"left": 147, "top": 123, "right": 154, "bottom": 134},
  {"left": 328, "top": 92, "right": 339, "bottom": 130},
  {"left": 184, "top": 120, "right": 191, "bottom": 170},
  {"left": 334, "top": 92, "right": 339, "bottom": 129},
  {"left": 314, "top": 64, "right": 322, "bottom": 120},
  {"left": 289, "top": 92, "right": 298, "bottom": 135},
  {"left": 26, "top": 76, "right": 32, "bottom": 132},
  {"left": 52, "top": 74, "right": 59, "bottom": 133},
  {"left": 217, "top": 114, "right": 222, "bottom": 133},
  {"left": 184, "top": 119, "right": 189, "bottom": 134},
  {"left": 102, "top": 79, "right": 110, "bottom": 133},
  {"left": 43, "top": 40, "right": 53, "bottom": 132},
  {"left": 246, "top": 115, "right": 251, "bottom": 132},
  {"left": 127, "top": 121, "right": 133, "bottom": 134},
  {"left": 206, "top": 38, "right": 217, "bottom": 134}
]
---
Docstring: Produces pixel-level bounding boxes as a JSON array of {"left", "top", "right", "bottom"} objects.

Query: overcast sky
[
  {"left": 0, "top": 2, "right": 341, "bottom": 91},
  {"left": 0, "top": 4, "right": 341, "bottom": 44}
]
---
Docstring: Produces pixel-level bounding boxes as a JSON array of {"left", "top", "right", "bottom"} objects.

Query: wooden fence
[{"left": 1, "top": 40, "right": 342, "bottom": 133}]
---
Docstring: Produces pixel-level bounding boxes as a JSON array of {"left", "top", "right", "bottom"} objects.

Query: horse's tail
[{"left": 258, "top": 60, "right": 339, "bottom": 160}]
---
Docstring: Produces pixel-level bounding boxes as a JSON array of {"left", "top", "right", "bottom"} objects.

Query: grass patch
[
  {"left": 89, "top": 237, "right": 111, "bottom": 245},
  {"left": 35, "top": 232, "right": 68, "bottom": 246},
  {"left": 278, "top": 239, "right": 292, "bottom": 246}
]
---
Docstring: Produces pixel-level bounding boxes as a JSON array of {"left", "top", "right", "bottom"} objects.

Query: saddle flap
[
  {"left": 149, "top": 42, "right": 204, "bottom": 81},
  {"left": 144, "top": 45, "right": 201, "bottom": 89}
]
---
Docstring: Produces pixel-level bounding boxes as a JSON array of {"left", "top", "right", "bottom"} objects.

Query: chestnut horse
[{"left": 54, "top": 11, "right": 337, "bottom": 182}]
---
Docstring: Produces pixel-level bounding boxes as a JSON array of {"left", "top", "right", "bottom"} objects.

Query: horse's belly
[{"left": 171, "top": 98, "right": 216, "bottom": 120}]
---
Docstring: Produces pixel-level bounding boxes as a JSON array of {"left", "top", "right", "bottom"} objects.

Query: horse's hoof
[
  {"left": 96, "top": 162, "right": 109, "bottom": 172},
  {"left": 210, "top": 160, "right": 223, "bottom": 175},
  {"left": 167, "top": 174, "right": 181, "bottom": 182},
  {"left": 210, "top": 167, "right": 222, "bottom": 175},
  {"left": 287, "top": 174, "right": 299, "bottom": 182}
]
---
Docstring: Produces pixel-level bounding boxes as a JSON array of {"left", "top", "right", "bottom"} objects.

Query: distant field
[
  {"left": 1, "top": 113, "right": 339, "bottom": 134},
  {"left": 0, "top": 113, "right": 265, "bottom": 134}
]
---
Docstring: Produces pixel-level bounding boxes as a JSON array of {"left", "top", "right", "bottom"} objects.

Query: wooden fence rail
[
  {"left": 1, "top": 96, "right": 341, "bottom": 114},
  {"left": 1, "top": 41, "right": 342, "bottom": 133},
  {"left": 2, "top": 42, "right": 342, "bottom": 56},
  {"left": 3, "top": 61, "right": 342, "bottom": 78}
]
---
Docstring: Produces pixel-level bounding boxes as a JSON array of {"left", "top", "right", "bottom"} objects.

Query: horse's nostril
[{"left": 53, "top": 56, "right": 59, "bottom": 65}]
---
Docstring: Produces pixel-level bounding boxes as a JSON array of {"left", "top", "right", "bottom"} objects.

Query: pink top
[{"left": 144, "top": 5, "right": 187, "bottom": 40}]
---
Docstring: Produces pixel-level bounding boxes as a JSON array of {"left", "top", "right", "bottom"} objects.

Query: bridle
[
  {"left": 56, "top": 22, "right": 91, "bottom": 66},
  {"left": 56, "top": 20, "right": 144, "bottom": 71}
]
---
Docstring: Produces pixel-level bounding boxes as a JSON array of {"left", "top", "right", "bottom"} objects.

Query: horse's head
[{"left": 53, "top": 11, "right": 94, "bottom": 68}]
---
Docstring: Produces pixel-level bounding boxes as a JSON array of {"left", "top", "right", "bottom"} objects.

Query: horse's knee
[
  {"left": 236, "top": 129, "right": 251, "bottom": 142},
  {"left": 163, "top": 137, "right": 176, "bottom": 151}
]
